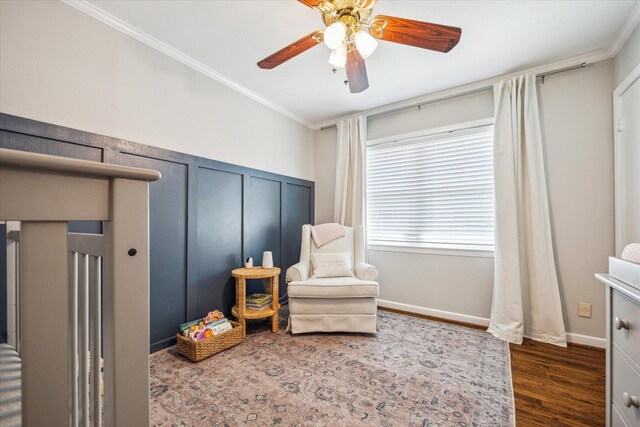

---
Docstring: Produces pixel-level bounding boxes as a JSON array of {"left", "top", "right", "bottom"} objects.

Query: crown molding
[
  {"left": 315, "top": 48, "right": 614, "bottom": 130},
  {"left": 60, "top": 0, "right": 316, "bottom": 130},
  {"left": 609, "top": 1, "right": 640, "bottom": 55}
]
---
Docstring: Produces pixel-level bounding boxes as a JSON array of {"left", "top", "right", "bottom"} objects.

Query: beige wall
[
  {"left": 368, "top": 90, "right": 494, "bottom": 140},
  {"left": 0, "top": 1, "right": 315, "bottom": 181},
  {"left": 314, "top": 60, "right": 616, "bottom": 342},
  {"left": 314, "top": 126, "right": 337, "bottom": 224},
  {"left": 538, "top": 59, "right": 614, "bottom": 341},
  {"left": 614, "top": 23, "right": 640, "bottom": 87}
]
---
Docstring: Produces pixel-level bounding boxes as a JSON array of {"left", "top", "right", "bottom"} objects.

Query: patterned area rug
[{"left": 150, "top": 309, "right": 514, "bottom": 426}]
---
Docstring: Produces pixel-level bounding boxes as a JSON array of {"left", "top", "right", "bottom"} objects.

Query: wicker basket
[{"left": 176, "top": 321, "right": 243, "bottom": 362}]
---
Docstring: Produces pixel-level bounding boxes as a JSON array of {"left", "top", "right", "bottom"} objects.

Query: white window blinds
[{"left": 366, "top": 125, "right": 494, "bottom": 250}]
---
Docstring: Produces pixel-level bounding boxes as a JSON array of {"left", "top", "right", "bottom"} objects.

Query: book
[
  {"left": 179, "top": 318, "right": 203, "bottom": 334},
  {"left": 246, "top": 293, "right": 272, "bottom": 305},
  {"left": 209, "top": 322, "right": 233, "bottom": 335},
  {"left": 188, "top": 319, "right": 232, "bottom": 341},
  {"left": 179, "top": 317, "right": 228, "bottom": 337},
  {"left": 246, "top": 301, "right": 273, "bottom": 310}
]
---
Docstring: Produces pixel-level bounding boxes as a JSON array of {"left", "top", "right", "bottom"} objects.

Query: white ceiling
[{"left": 83, "top": 0, "right": 638, "bottom": 127}]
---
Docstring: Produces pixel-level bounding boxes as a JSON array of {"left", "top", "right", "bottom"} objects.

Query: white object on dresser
[
  {"left": 622, "top": 243, "right": 640, "bottom": 264},
  {"left": 596, "top": 257, "right": 640, "bottom": 427}
]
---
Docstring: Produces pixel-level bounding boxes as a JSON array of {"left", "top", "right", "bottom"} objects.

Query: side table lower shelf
[{"left": 231, "top": 304, "right": 281, "bottom": 336}]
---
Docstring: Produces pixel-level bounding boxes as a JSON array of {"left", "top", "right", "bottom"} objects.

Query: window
[{"left": 366, "top": 124, "right": 494, "bottom": 251}]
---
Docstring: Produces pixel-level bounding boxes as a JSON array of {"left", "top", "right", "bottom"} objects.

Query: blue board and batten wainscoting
[{"left": 0, "top": 113, "right": 314, "bottom": 352}]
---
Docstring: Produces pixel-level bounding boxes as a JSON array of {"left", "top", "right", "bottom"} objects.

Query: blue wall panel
[
  {"left": 284, "top": 183, "right": 313, "bottom": 278},
  {"left": 196, "top": 167, "right": 243, "bottom": 319},
  {"left": 247, "top": 177, "right": 282, "bottom": 298}
]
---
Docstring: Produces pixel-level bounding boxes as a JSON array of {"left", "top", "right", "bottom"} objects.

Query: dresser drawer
[
  {"left": 612, "top": 290, "right": 640, "bottom": 364},
  {"left": 612, "top": 348, "right": 640, "bottom": 427}
]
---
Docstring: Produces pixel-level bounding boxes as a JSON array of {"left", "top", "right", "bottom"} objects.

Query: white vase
[{"left": 262, "top": 251, "right": 273, "bottom": 268}]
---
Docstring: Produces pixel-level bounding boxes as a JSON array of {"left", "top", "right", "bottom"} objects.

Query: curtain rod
[{"left": 320, "top": 62, "right": 587, "bottom": 131}]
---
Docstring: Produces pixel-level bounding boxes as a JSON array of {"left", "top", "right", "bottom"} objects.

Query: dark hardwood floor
[
  {"left": 378, "top": 307, "right": 606, "bottom": 426},
  {"left": 510, "top": 339, "right": 606, "bottom": 426}
]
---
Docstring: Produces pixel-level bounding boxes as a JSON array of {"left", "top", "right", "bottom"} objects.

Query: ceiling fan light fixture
[
  {"left": 355, "top": 29, "right": 378, "bottom": 59},
  {"left": 257, "top": 1, "right": 462, "bottom": 94},
  {"left": 328, "top": 45, "right": 347, "bottom": 68},
  {"left": 324, "top": 22, "right": 347, "bottom": 49}
]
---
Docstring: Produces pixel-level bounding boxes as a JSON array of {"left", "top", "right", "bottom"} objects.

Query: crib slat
[
  {"left": 90, "top": 256, "right": 102, "bottom": 427},
  {"left": 80, "top": 254, "right": 90, "bottom": 425},
  {"left": 71, "top": 251, "right": 79, "bottom": 427},
  {"left": 6, "top": 224, "right": 20, "bottom": 351}
]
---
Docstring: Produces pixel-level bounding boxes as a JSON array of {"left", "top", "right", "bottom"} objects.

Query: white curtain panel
[
  {"left": 487, "top": 74, "right": 567, "bottom": 347},
  {"left": 334, "top": 116, "right": 367, "bottom": 229}
]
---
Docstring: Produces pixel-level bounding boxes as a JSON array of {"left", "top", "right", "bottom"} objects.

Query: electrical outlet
[{"left": 578, "top": 302, "right": 592, "bottom": 318}]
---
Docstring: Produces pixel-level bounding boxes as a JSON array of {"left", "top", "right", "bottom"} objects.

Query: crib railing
[{"left": 0, "top": 148, "right": 160, "bottom": 427}]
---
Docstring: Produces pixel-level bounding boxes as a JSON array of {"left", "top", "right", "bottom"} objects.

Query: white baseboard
[
  {"left": 565, "top": 332, "right": 606, "bottom": 348},
  {"left": 377, "top": 299, "right": 606, "bottom": 349},
  {"left": 377, "top": 299, "right": 491, "bottom": 327}
]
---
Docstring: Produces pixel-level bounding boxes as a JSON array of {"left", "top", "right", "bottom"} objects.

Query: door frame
[{"left": 613, "top": 62, "right": 640, "bottom": 256}]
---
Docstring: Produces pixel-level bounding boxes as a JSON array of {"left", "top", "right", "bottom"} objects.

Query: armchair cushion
[
  {"left": 288, "top": 277, "right": 378, "bottom": 298},
  {"left": 289, "top": 297, "right": 377, "bottom": 315},
  {"left": 355, "top": 262, "right": 379, "bottom": 281},
  {"left": 311, "top": 252, "right": 354, "bottom": 278}
]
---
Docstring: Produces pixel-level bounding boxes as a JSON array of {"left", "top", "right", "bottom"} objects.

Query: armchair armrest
[
  {"left": 286, "top": 262, "right": 310, "bottom": 283},
  {"left": 355, "top": 262, "right": 379, "bottom": 281}
]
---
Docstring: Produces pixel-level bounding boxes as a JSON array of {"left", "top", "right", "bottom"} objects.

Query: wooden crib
[{"left": 0, "top": 148, "right": 160, "bottom": 426}]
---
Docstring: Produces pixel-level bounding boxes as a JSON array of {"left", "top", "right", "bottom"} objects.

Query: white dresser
[{"left": 596, "top": 257, "right": 640, "bottom": 427}]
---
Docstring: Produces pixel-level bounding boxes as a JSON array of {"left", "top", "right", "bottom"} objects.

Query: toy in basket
[{"left": 176, "top": 310, "right": 243, "bottom": 362}]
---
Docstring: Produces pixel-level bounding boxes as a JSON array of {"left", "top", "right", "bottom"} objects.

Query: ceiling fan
[{"left": 257, "top": 0, "right": 462, "bottom": 94}]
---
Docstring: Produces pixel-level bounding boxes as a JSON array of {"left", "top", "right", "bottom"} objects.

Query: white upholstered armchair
[{"left": 286, "top": 224, "right": 379, "bottom": 334}]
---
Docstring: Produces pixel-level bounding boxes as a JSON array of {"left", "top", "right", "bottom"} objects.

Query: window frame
[{"left": 366, "top": 118, "right": 495, "bottom": 257}]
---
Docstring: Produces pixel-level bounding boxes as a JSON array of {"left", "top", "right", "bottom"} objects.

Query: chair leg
[
  {"left": 271, "top": 275, "right": 279, "bottom": 333},
  {"left": 272, "top": 312, "right": 278, "bottom": 333}
]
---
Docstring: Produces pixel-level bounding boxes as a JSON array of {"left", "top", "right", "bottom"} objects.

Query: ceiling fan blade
[
  {"left": 346, "top": 49, "right": 369, "bottom": 94},
  {"left": 257, "top": 31, "right": 323, "bottom": 69},
  {"left": 370, "top": 15, "right": 461, "bottom": 53}
]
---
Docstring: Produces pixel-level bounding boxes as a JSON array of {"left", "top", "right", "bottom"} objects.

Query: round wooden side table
[{"left": 231, "top": 267, "right": 281, "bottom": 337}]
